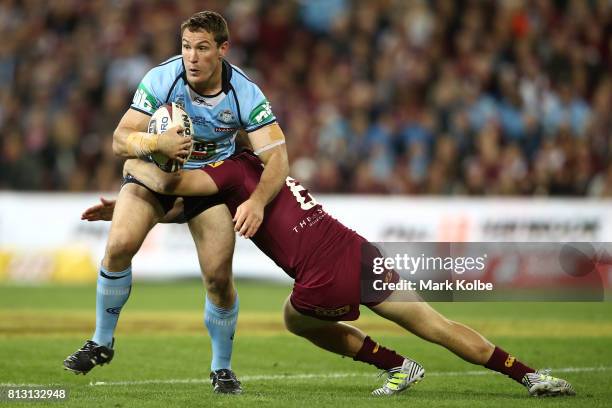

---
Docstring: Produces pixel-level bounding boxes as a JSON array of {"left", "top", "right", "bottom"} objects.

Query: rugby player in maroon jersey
[{"left": 84, "top": 152, "right": 575, "bottom": 397}]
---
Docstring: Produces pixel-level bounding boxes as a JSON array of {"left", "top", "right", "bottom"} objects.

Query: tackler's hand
[
  {"left": 81, "top": 197, "right": 116, "bottom": 222},
  {"left": 233, "top": 197, "right": 265, "bottom": 239}
]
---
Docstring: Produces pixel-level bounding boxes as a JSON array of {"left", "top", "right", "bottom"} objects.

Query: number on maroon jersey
[{"left": 285, "top": 177, "right": 317, "bottom": 210}]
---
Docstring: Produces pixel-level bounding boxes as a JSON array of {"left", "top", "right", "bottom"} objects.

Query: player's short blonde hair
[{"left": 181, "top": 11, "right": 229, "bottom": 46}]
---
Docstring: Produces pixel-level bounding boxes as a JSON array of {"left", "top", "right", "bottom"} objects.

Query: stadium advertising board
[{"left": 0, "top": 193, "right": 611, "bottom": 290}]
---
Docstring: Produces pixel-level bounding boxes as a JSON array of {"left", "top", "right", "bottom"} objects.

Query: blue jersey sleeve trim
[
  {"left": 130, "top": 106, "right": 153, "bottom": 116},
  {"left": 231, "top": 66, "right": 255, "bottom": 84},
  {"left": 245, "top": 119, "right": 278, "bottom": 133},
  {"left": 157, "top": 55, "right": 182, "bottom": 67}
]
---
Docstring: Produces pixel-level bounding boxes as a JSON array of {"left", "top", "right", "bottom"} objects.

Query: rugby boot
[
  {"left": 63, "top": 339, "right": 114, "bottom": 375},
  {"left": 210, "top": 368, "right": 243, "bottom": 394},
  {"left": 522, "top": 369, "right": 576, "bottom": 397},
  {"left": 371, "top": 358, "right": 425, "bottom": 396}
]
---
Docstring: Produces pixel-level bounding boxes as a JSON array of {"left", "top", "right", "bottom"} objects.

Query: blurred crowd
[{"left": 1, "top": 0, "right": 611, "bottom": 196}]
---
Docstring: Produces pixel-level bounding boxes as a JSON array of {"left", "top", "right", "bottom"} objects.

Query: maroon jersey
[{"left": 202, "top": 152, "right": 360, "bottom": 281}]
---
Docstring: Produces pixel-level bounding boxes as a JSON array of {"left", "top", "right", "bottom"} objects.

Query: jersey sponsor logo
[
  {"left": 187, "top": 85, "right": 226, "bottom": 108},
  {"left": 191, "top": 140, "right": 218, "bottom": 160},
  {"left": 249, "top": 99, "right": 273, "bottom": 125},
  {"left": 207, "top": 160, "right": 224, "bottom": 168},
  {"left": 132, "top": 84, "right": 158, "bottom": 113},
  {"left": 215, "top": 127, "right": 237, "bottom": 133},
  {"left": 193, "top": 95, "right": 213, "bottom": 107},
  {"left": 291, "top": 208, "right": 326, "bottom": 233},
  {"left": 218, "top": 109, "right": 235, "bottom": 124},
  {"left": 314, "top": 305, "right": 350, "bottom": 318}
]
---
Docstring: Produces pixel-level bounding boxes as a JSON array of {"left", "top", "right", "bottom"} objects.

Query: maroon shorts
[{"left": 290, "top": 236, "right": 398, "bottom": 321}]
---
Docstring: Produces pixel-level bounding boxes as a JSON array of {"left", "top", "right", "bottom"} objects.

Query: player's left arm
[
  {"left": 81, "top": 196, "right": 185, "bottom": 223},
  {"left": 233, "top": 123, "right": 289, "bottom": 238},
  {"left": 123, "top": 159, "right": 219, "bottom": 197}
]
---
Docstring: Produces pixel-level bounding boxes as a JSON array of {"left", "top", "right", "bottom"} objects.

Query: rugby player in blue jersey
[{"left": 63, "top": 11, "right": 289, "bottom": 394}]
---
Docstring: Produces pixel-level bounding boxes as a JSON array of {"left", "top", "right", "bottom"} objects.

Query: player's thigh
[
  {"left": 283, "top": 296, "right": 337, "bottom": 334},
  {"left": 187, "top": 203, "right": 235, "bottom": 279},
  {"left": 105, "top": 183, "right": 164, "bottom": 258},
  {"left": 368, "top": 300, "right": 451, "bottom": 341}
]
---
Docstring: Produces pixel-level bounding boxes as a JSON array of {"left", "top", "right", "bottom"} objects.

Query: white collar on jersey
[{"left": 186, "top": 84, "right": 226, "bottom": 109}]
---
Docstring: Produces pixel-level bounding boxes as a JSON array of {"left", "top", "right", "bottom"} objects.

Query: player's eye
[
  {"left": 182, "top": 44, "right": 190, "bottom": 49},
  {"left": 198, "top": 46, "right": 208, "bottom": 51}
]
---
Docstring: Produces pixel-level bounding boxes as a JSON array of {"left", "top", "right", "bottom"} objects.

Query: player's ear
[{"left": 218, "top": 41, "right": 229, "bottom": 58}]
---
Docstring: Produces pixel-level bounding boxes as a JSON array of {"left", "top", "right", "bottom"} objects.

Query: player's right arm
[
  {"left": 124, "top": 159, "right": 219, "bottom": 196},
  {"left": 112, "top": 108, "right": 191, "bottom": 162}
]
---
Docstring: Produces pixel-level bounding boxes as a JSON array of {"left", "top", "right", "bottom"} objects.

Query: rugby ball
[{"left": 147, "top": 103, "right": 193, "bottom": 172}]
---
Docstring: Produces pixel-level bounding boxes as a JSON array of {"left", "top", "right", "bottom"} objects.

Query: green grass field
[{"left": 1, "top": 280, "right": 611, "bottom": 407}]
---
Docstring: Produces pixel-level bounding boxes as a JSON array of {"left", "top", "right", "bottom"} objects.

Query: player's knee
[
  {"left": 204, "top": 269, "right": 233, "bottom": 297},
  {"left": 465, "top": 334, "right": 494, "bottom": 363},
  {"left": 473, "top": 342, "right": 494, "bottom": 363},
  {"left": 104, "top": 234, "right": 139, "bottom": 264}
]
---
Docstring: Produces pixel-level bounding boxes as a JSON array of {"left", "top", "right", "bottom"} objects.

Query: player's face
[{"left": 181, "top": 29, "right": 228, "bottom": 90}]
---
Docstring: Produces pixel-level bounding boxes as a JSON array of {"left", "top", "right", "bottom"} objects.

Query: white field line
[{"left": 0, "top": 366, "right": 610, "bottom": 388}]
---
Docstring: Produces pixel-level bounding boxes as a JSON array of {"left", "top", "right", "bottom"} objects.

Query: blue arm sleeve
[
  {"left": 130, "top": 58, "right": 181, "bottom": 115},
  {"left": 235, "top": 79, "right": 277, "bottom": 132}
]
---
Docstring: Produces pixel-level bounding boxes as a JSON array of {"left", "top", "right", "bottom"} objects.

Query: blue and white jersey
[{"left": 131, "top": 56, "right": 276, "bottom": 169}]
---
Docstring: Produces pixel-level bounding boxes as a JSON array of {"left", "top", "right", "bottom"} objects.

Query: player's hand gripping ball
[{"left": 148, "top": 103, "right": 193, "bottom": 172}]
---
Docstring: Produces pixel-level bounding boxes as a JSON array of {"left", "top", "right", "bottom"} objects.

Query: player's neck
[{"left": 190, "top": 62, "right": 223, "bottom": 96}]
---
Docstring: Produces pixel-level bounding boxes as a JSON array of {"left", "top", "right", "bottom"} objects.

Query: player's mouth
[{"left": 188, "top": 68, "right": 200, "bottom": 76}]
